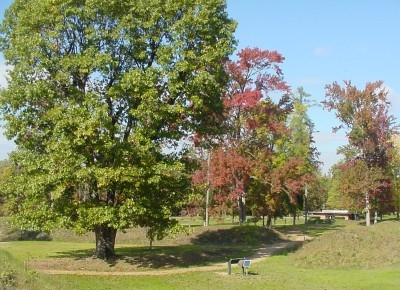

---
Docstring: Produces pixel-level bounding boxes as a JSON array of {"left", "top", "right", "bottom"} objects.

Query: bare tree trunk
[
  {"left": 94, "top": 225, "right": 117, "bottom": 260},
  {"left": 365, "top": 210, "right": 370, "bottom": 226},
  {"left": 304, "top": 187, "right": 308, "bottom": 224},
  {"left": 292, "top": 209, "right": 297, "bottom": 226},
  {"left": 266, "top": 215, "right": 272, "bottom": 227},
  {"left": 365, "top": 193, "right": 370, "bottom": 227},
  {"left": 238, "top": 196, "right": 246, "bottom": 225}
]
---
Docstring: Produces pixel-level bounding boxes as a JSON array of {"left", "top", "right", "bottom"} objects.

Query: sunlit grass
[
  {"left": 2, "top": 217, "right": 400, "bottom": 289},
  {"left": 291, "top": 219, "right": 400, "bottom": 269}
]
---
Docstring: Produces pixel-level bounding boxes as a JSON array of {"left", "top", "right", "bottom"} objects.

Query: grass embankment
[
  {"left": 1, "top": 217, "right": 400, "bottom": 289},
  {"left": 292, "top": 219, "right": 400, "bottom": 269}
]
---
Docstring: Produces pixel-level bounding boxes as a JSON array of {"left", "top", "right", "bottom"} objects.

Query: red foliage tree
[
  {"left": 323, "top": 81, "right": 397, "bottom": 220},
  {"left": 204, "top": 47, "right": 291, "bottom": 224}
]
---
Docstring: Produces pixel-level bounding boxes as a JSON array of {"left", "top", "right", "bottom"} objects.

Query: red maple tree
[
  {"left": 192, "top": 47, "right": 292, "bottom": 224},
  {"left": 323, "top": 80, "right": 397, "bottom": 219}
]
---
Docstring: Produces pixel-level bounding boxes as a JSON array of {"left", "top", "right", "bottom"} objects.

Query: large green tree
[{"left": 0, "top": 0, "right": 236, "bottom": 259}]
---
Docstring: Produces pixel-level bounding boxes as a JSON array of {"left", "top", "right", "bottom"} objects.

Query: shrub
[{"left": 0, "top": 260, "right": 17, "bottom": 289}]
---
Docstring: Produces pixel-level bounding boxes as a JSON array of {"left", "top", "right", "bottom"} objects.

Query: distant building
[{"left": 310, "top": 210, "right": 359, "bottom": 220}]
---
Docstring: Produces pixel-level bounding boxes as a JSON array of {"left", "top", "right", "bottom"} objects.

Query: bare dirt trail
[{"left": 36, "top": 239, "right": 305, "bottom": 276}]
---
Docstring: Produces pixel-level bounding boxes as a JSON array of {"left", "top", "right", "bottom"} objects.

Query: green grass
[
  {"left": 3, "top": 254, "right": 398, "bottom": 290},
  {"left": 292, "top": 219, "right": 400, "bottom": 269},
  {"left": 2, "top": 217, "right": 400, "bottom": 289}
]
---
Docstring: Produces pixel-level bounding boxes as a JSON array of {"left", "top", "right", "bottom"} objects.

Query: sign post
[{"left": 228, "top": 258, "right": 251, "bottom": 275}]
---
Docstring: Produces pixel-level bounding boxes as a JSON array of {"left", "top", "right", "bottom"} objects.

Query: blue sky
[
  {"left": 1, "top": 0, "right": 399, "bottom": 173},
  {"left": 227, "top": 0, "right": 400, "bottom": 173}
]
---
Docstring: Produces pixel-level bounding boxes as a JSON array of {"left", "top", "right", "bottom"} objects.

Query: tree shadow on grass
[
  {"left": 117, "top": 245, "right": 251, "bottom": 268},
  {"left": 49, "top": 226, "right": 287, "bottom": 269},
  {"left": 190, "top": 225, "right": 284, "bottom": 245},
  {"left": 50, "top": 244, "right": 252, "bottom": 269}
]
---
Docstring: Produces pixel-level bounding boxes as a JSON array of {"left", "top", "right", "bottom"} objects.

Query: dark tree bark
[
  {"left": 266, "top": 215, "right": 272, "bottom": 227},
  {"left": 94, "top": 225, "right": 117, "bottom": 260},
  {"left": 292, "top": 209, "right": 297, "bottom": 226},
  {"left": 238, "top": 196, "right": 246, "bottom": 225}
]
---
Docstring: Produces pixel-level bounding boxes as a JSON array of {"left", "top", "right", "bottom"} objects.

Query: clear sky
[
  {"left": 226, "top": 0, "right": 400, "bottom": 173},
  {"left": 1, "top": 0, "right": 399, "bottom": 173}
]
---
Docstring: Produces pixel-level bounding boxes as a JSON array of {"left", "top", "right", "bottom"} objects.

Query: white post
[
  {"left": 365, "top": 193, "right": 370, "bottom": 227},
  {"left": 304, "top": 185, "right": 308, "bottom": 223},
  {"left": 205, "top": 150, "right": 211, "bottom": 226}
]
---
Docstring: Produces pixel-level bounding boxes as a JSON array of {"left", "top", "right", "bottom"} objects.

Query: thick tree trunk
[{"left": 94, "top": 225, "right": 117, "bottom": 260}]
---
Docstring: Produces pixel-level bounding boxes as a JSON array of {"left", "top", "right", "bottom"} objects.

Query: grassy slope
[
  {"left": 291, "top": 219, "right": 400, "bottom": 269},
  {"left": 1, "top": 217, "right": 400, "bottom": 289}
]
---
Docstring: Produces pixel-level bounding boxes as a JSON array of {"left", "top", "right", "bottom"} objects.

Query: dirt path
[{"left": 37, "top": 240, "right": 303, "bottom": 276}]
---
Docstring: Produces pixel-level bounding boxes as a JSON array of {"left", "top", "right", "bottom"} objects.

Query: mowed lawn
[{"left": 1, "top": 217, "right": 400, "bottom": 290}]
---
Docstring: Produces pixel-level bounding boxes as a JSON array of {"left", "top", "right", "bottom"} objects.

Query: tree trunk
[
  {"left": 292, "top": 209, "right": 297, "bottom": 226},
  {"left": 238, "top": 196, "right": 246, "bottom": 225},
  {"left": 365, "top": 209, "right": 370, "bottom": 226},
  {"left": 266, "top": 215, "right": 272, "bottom": 227},
  {"left": 94, "top": 225, "right": 117, "bottom": 260},
  {"left": 365, "top": 193, "right": 370, "bottom": 227}
]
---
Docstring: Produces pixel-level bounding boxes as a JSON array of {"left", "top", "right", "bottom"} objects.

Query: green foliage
[
  {"left": 0, "top": 160, "right": 13, "bottom": 216},
  {"left": 389, "top": 136, "right": 400, "bottom": 216},
  {"left": 0, "top": 260, "right": 17, "bottom": 289},
  {"left": 336, "top": 159, "right": 385, "bottom": 212},
  {"left": 286, "top": 87, "right": 319, "bottom": 172},
  {"left": 326, "top": 169, "right": 357, "bottom": 210},
  {"left": 0, "top": 0, "right": 236, "bottom": 257}
]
